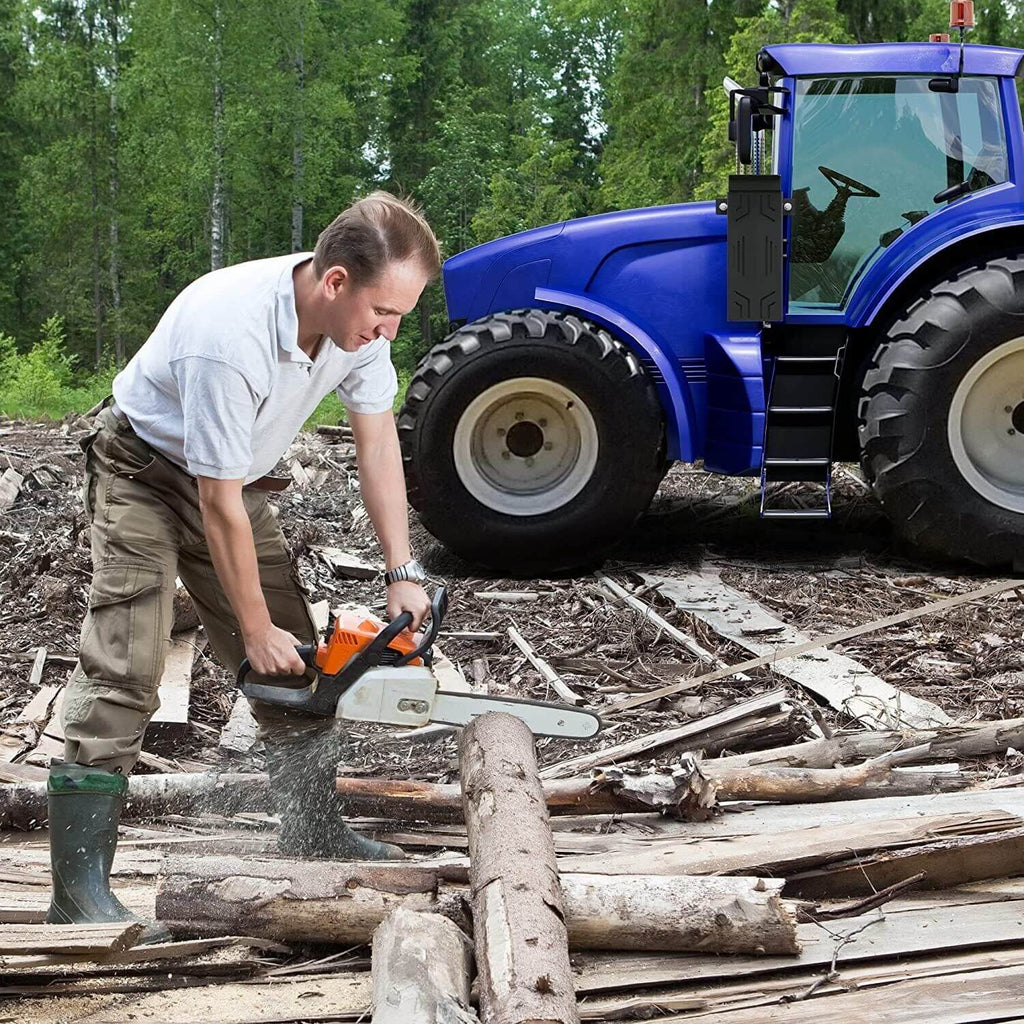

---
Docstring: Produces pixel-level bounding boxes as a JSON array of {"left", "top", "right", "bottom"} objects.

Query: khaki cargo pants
[{"left": 62, "top": 406, "right": 324, "bottom": 774}]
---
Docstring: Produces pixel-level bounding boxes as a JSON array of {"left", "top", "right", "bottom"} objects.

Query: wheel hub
[
  {"left": 948, "top": 337, "right": 1024, "bottom": 512},
  {"left": 453, "top": 377, "right": 599, "bottom": 516}
]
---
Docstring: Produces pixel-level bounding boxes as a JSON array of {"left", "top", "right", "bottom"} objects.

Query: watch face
[{"left": 407, "top": 559, "right": 427, "bottom": 582}]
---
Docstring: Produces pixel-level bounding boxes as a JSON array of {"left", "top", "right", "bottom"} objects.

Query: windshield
[{"left": 788, "top": 76, "right": 1008, "bottom": 311}]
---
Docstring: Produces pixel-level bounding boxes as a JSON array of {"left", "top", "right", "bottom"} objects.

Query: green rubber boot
[
  {"left": 46, "top": 763, "right": 172, "bottom": 944},
  {"left": 265, "top": 727, "right": 405, "bottom": 861}
]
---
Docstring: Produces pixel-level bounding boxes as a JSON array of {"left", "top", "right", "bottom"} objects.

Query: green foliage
[{"left": 4, "top": 0, "right": 1024, "bottom": 423}]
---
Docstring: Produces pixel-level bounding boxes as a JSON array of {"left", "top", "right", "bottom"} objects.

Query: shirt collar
[{"left": 276, "top": 252, "right": 317, "bottom": 364}]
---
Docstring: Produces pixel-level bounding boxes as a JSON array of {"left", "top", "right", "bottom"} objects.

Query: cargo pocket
[
  {"left": 78, "top": 427, "right": 101, "bottom": 519},
  {"left": 260, "top": 556, "right": 318, "bottom": 644},
  {"left": 78, "top": 562, "right": 167, "bottom": 692}
]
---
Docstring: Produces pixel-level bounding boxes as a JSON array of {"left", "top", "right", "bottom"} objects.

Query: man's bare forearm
[
  {"left": 200, "top": 499, "right": 272, "bottom": 638},
  {"left": 355, "top": 422, "right": 412, "bottom": 569}
]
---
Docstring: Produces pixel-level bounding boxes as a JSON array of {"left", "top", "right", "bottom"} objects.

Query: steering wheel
[{"left": 819, "top": 165, "right": 880, "bottom": 198}]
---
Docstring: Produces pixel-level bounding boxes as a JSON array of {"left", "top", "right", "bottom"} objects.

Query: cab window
[{"left": 788, "top": 76, "right": 1008, "bottom": 310}]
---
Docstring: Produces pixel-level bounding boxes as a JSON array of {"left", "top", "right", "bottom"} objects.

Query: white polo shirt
[{"left": 112, "top": 252, "right": 397, "bottom": 483}]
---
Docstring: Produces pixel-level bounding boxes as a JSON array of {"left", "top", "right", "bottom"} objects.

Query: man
[{"left": 47, "top": 192, "right": 440, "bottom": 941}]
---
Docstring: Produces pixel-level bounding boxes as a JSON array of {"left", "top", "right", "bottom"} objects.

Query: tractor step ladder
[{"left": 760, "top": 353, "right": 841, "bottom": 519}]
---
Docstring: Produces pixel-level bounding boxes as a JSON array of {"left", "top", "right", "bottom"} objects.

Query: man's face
[{"left": 322, "top": 259, "right": 429, "bottom": 353}]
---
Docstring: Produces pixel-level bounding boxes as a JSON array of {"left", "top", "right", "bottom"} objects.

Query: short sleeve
[
  {"left": 169, "top": 356, "right": 259, "bottom": 478},
  {"left": 336, "top": 336, "right": 398, "bottom": 414}
]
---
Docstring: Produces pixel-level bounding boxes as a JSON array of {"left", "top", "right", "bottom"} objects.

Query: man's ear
[{"left": 322, "top": 265, "right": 349, "bottom": 300}]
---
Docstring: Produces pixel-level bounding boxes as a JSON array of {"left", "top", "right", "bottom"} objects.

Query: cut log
[
  {"left": 22, "top": 685, "right": 66, "bottom": 766},
  {"left": 311, "top": 544, "right": 382, "bottom": 579},
  {"left": 371, "top": 909, "right": 478, "bottom": 1024},
  {"left": 332, "top": 755, "right": 975, "bottom": 822},
  {"left": 712, "top": 716, "right": 1024, "bottom": 771},
  {"left": 560, "top": 873, "right": 797, "bottom": 954},
  {"left": 155, "top": 855, "right": 798, "bottom": 954},
  {"left": 0, "top": 771, "right": 270, "bottom": 830},
  {"left": 459, "top": 712, "right": 578, "bottom": 1024}
]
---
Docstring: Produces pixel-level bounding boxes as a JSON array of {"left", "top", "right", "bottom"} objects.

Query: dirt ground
[
  {"left": 1, "top": 414, "right": 1023, "bottom": 1022},
  {"left": 1, "top": 413, "right": 1021, "bottom": 784}
]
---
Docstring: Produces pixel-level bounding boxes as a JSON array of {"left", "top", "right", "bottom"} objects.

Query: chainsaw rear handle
[{"left": 235, "top": 585, "right": 449, "bottom": 701}]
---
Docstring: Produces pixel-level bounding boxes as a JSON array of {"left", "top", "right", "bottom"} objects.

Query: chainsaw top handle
[{"left": 235, "top": 585, "right": 448, "bottom": 714}]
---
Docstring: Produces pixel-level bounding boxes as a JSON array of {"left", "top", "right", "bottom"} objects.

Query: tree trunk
[
  {"left": 459, "top": 712, "right": 579, "bottom": 1024},
  {"left": 106, "top": 0, "right": 123, "bottom": 363},
  {"left": 711, "top": 718, "right": 1024, "bottom": 772},
  {"left": 290, "top": 4, "right": 305, "bottom": 252},
  {"left": 210, "top": 2, "right": 226, "bottom": 271},
  {"left": 371, "top": 909, "right": 478, "bottom": 1024},
  {"left": 87, "top": 9, "right": 103, "bottom": 367},
  {"left": 155, "top": 855, "right": 799, "bottom": 954}
]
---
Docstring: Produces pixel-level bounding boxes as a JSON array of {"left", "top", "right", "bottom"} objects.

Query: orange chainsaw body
[{"left": 314, "top": 610, "right": 424, "bottom": 676}]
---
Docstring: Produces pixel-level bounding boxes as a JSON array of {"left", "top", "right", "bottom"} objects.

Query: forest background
[{"left": 1, "top": 0, "right": 1022, "bottom": 422}]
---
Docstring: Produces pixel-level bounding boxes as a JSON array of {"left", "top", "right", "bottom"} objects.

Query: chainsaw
[{"left": 236, "top": 587, "right": 601, "bottom": 739}]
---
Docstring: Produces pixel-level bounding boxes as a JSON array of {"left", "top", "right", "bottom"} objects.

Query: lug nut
[
  {"left": 526, "top": 457, "right": 535, "bottom": 466},
  {"left": 514, "top": 411, "right": 524, "bottom": 420},
  {"left": 501, "top": 451, "right": 511, "bottom": 460},
  {"left": 497, "top": 427, "right": 505, "bottom": 436},
  {"left": 543, "top": 442, "right": 553, "bottom": 450},
  {"left": 1009, "top": 428, "right": 1017, "bottom": 436},
  {"left": 1006, "top": 406, "right": 1014, "bottom": 414},
  {"left": 538, "top": 418, "right": 547, "bottom": 427}
]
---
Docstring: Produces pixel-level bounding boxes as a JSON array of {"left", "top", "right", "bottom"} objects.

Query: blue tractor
[{"left": 400, "top": 22, "right": 1024, "bottom": 571}]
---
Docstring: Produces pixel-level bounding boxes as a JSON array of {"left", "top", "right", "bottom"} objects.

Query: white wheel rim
[
  {"left": 453, "top": 377, "right": 599, "bottom": 516},
  {"left": 948, "top": 336, "right": 1024, "bottom": 513}
]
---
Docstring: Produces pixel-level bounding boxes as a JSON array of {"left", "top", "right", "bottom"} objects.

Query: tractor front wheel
[
  {"left": 398, "top": 310, "right": 665, "bottom": 571},
  {"left": 858, "top": 256, "right": 1024, "bottom": 567}
]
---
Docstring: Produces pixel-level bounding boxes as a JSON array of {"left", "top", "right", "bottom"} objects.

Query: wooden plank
[
  {"left": 0, "top": 467, "right": 24, "bottom": 513},
  {"left": 555, "top": 810, "right": 1021, "bottom": 877},
  {"left": 540, "top": 688, "right": 793, "bottom": 779},
  {"left": 579, "top": 947, "right": 1024, "bottom": 1020},
  {"left": 645, "top": 570, "right": 950, "bottom": 729},
  {"left": 572, "top": 898, "right": 1024, "bottom": 995},
  {"left": 672, "top": 963, "right": 1024, "bottom": 1022},
  {"left": 22, "top": 687, "right": 66, "bottom": 767},
  {"left": 310, "top": 545, "right": 381, "bottom": 579},
  {"left": 219, "top": 696, "right": 258, "bottom": 755},
  {"left": 150, "top": 630, "right": 196, "bottom": 728},
  {"left": 0, "top": 683, "right": 59, "bottom": 764},
  {"left": 0, "top": 921, "right": 143, "bottom": 955},
  {"left": 610, "top": 576, "right": 1019, "bottom": 715},
  {"left": 2, "top": 971, "right": 373, "bottom": 1022}
]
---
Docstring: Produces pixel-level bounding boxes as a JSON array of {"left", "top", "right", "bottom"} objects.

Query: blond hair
[{"left": 313, "top": 191, "right": 441, "bottom": 285}]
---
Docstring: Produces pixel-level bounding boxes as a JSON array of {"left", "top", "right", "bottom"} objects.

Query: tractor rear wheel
[
  {"left": 858, "top": 256, "right": 1024, "bottom": 567},
  {"left": 398, "top": 309, "right": 665, "bottom": 571}
]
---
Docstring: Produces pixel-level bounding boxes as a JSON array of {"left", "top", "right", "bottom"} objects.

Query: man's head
[{"left": 312, "top": 191, "right": 441, "bottom": 353}]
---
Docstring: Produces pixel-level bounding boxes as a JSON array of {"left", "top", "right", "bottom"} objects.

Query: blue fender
[{"left": 534, "top": 286, "right": 696, "bottom": 461}]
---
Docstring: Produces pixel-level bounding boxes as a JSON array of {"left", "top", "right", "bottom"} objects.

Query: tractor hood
[{"left": 443, "top": 201, "right": 725, "bottom": 326}]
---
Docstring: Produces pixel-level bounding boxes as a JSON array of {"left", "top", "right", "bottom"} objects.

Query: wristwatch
[{"left": 383, "top": 558, "right": 427, "bottom": 586}]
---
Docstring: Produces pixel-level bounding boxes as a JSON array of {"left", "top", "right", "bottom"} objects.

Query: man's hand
[
  {"left": 387, "top": 580, "right": 431, "bottom": 632},
  {"left": 242, "top": 623, "right": 307, "bottom": 676}
]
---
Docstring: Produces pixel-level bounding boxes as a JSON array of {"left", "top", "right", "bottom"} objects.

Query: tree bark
[
  {"left": 290, "top": 4, "right": 305, "bottom": 252},
  {"left": 460, "top": 712, "right": 579, "bottom": 1024},
  {"left": 210, "top": 2, "right": 226, "bottom": 271},
  {"left": 0, "top": 771, "right": 270, "bottom": 830},
  {"left": 371, "top": 909, "right": 478, "bottom": 1024},
  {"left": 711, "top": 718, "right": 1024, "bottom": 772},
  {"left": 334, "top": 752, "right": 971, "bottom": 822},
  {"left": 155, "top": 855, "right": 799, "bottom": 954},
  {"left": 106, "top": 0, "right": 123, "bottom": 363}
]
